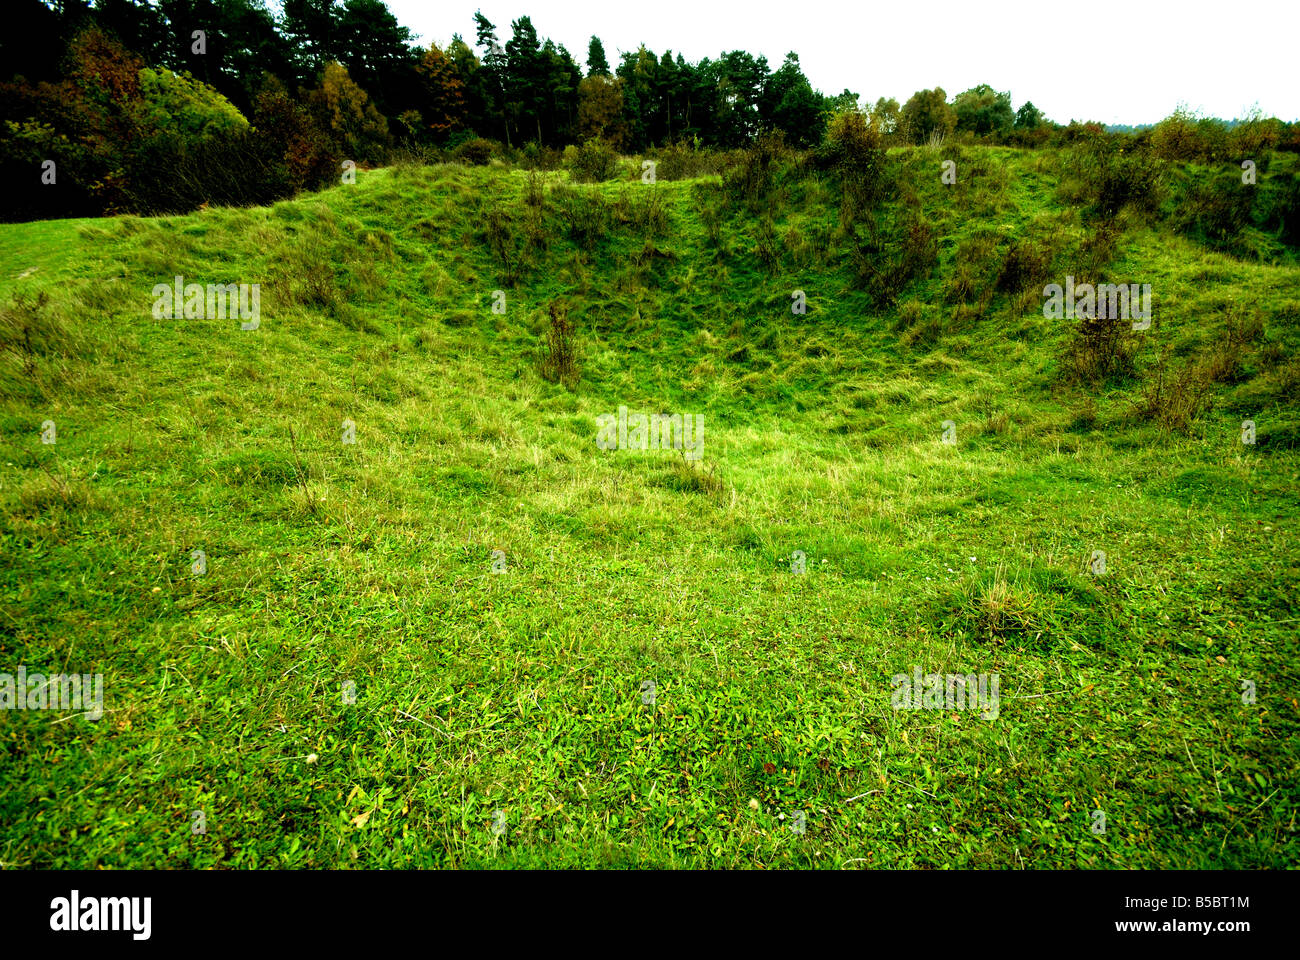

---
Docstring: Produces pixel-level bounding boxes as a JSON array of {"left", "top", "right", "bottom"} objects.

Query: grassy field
[{"left": 0, "top": 144, "right": 1297, "bottom": 868}]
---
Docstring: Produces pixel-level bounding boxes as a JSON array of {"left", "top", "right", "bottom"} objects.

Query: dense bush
[
  {"left": 815, "top": 111, "right": 888, "bottom": 221},
  {"left": 1132, "top": 347, "right": 1215, "bottom": 433},
  {"left": 1149, "top": 108, "right": 1286, "bottom": 165},
  {"left": 453, "top": 137, "right": 500, "bottom": 165},
  {"left": 723, "top": 128, "right": 791, "bottom": 210},
  {"left": 552, "top": 182, "right": 610, "bottom": 249},
  {"left": 249, "top": 74, "right": 337, "bottom": 196},
  {"left": 1169, "top": 164, "right": 1300, "bottom": 253},
  {"left": 120, "top": 127, "right": 294, "bottom": 214},
  {"left": 1171, "top": 168, "right": 1257, "bottom": 251},
  {"left": 566, "top": 138, "right": 618, "bottom": 182},
  {"left": 1260, "top": 172, "right": 1300, "bottom": 246},
  {"left": 944, "top": 232, "right": 1000, "bottom": 305},
  {"left": 1150, "top": 109, "right": 1209, "bottom": 162},
  {"left": 851, "top": 206, "right": 937, "bottom": 307},
  {"left": 0, "top": 28, "right": 335, "bottom": 220},
  {"left": 514, "top": 141, "right": 563, "bottom": 170},
  {"left": 1070, "top": 136, "right": 1166, "bottom": 220},
  {"left": 997, "top": 236, "right": 1056, "bottom": 294},
  {"left": 650, "top": 141, "right": 726, "bottom": 181}
]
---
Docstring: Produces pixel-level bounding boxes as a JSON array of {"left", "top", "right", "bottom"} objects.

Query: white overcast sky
[{"left": 377, "top": 0, "right": 1298, "bottom": 125}]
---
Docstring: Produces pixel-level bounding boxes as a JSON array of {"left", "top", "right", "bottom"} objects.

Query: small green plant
[
  {"left": 0, "top": 290, "right": 61, "bottom": 381},
  {"left": 997, "top": 236, "right": 1055, "bottom": 294},
  {"left": 1061, "top": 299, "right": 1136, "bottom": 386},
  {"left": 553, "top": 184, "right": 610, "bottom": 250},
  {"left": 539, "top": 301, "right": 579, "bottom": 389},
  {"left": 1130, "top": 347, "right": 1213, "bottom": 433},
  {"left": 524, "top": 170, "right": 545, "bottom": 208},
  {"left": 755, "top": 216, "right": 780, "bottom": 273}
]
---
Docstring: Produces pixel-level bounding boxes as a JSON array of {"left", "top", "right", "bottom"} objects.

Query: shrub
[
  {"left": 1172, "top": 169, "right": 1256, "bottom": 251},
  {"left": 552, "top": 183, "right": 609, "bottom": 249},
  {"left": 1149, "top": 108, "right": 1203, "bottom": 162},
  {"left": 723, "top": 128, "right": 790, "bottom": 210},
  {"left": 944, "top": 233, "right": 1000, "bottom": 304},
  {"left": 567, "top": 138, "right": 618, "bottom": 183},
  {"left": 755, "top": 216, "right": 780, "bottom": 273},
  {"left": 136, "top": 67, "right": 248, "bottom": 140},
  {"left": 0, "top": 112, "right": 102, "bottom": 221},
  {"left": 251, "top": 74, "right": 336, "bottom": 196},
  {"left": 1257, "top": 171, "right": 1300, "bottom": 247},
  {"left": 539, "top": 302, "right": 579, "bottom": 389},
  {"left": 667, "top": 457, "right": 726, "bottom": 497},
  {"left": 895, "top": 210, "right": 939, "bottom": 285},
  {"left": 1131, "top": 348, "right": 1213, "bottom": 432},
  {"left": 1075, "top": 137, "right": 1165, "bottom": 219},
  {"left": 480, "top": 206, "right": 531, "bottom": 284},
  {"left": 851, "top": 210, "right": 936, "bottom": 307},
  {"left": 524, "top": 170, "right": 545, "bottom": 207},
  {"left": 454, "top": 137, "right": 499, "bottom": 165},
  {"left": 997, "top": 236, "right": 1055, "bottom": 294},
  {"left": 691, "top": 181, "right": 727, "bottom": 244},
  {"left": 815, "top": 111, "right": 888, "bottom": 220},
  {"left": 288, "top": 237, "right": 340, "bottom": 309},
  {"left": 1078, "top": 218, "right": 1120, "bottom": 277},
  {"left": 621, "top": 187, "right": 666, "bottom": 235},
  {"left": 652, "top": 141, "right": 724, "bottom": 181},
  {"left": 122, "top": 127, "right": 292, "bottom": 214},
  {"left": 1061, "top": 308, "right": 1136, "bottom": 385}
]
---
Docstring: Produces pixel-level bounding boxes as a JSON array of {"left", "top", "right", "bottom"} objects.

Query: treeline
[{"left": 2, "top": 0, "right": 1299, "bottom": 221}]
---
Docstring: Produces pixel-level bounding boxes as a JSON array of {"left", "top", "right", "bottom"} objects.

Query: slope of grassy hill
[{"left": 0, "top": 145, "right": 1297, "bottom": 868}]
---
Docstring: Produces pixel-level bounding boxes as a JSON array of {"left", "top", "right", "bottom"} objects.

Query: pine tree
[
  {"left": 471, "top": 10, "right": 509, "bottom": 144},
  {"left": 586, "top": 36, "right": 610, "bottom": 77}
]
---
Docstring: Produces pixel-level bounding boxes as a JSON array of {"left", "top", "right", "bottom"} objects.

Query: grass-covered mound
[{"left": 0, "top": 143, "right": 1296, "bottom": 868}]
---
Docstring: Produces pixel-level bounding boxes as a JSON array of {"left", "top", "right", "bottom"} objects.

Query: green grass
[{"left": 0, "top": 148, "right": 1297, "bottom": 868}]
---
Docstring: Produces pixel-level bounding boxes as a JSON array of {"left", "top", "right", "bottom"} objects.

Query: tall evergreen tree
[
  {"left": 711, "top": 50, "right": 767, "bottom": 147},
  {"left": 615, "top": 46, "right": 658, "bottom": 149},
  {"left": 504, "top": 16, "right": 546, "bottom": 144},
  {"left": 760, "top": 52, "right": 822, "bottom": 146},
  {"left": 472, "top": 9, "right": 508, "bottom": 144},
  {"left": 280, "top": 0, "right": 340, "bottom": 84},
  {"left": 336, "top": 0, "right": 415, "bottom": 117},
  {"left": 90, "top": 0, "right": 170, "bottom": 68},
  {"left": 447, "top": 33, "right": 490, "bottom": 138},
  {"left": 586, "top": 35, "right": 609, "bottom": 77},
  {"left": 543, "top": 41, "right": 581, "bottom": 146}
]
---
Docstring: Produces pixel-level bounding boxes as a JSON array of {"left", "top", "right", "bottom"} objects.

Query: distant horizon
[{"left": 367, "top": 0, "right": 1300, "bottom": 126}]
